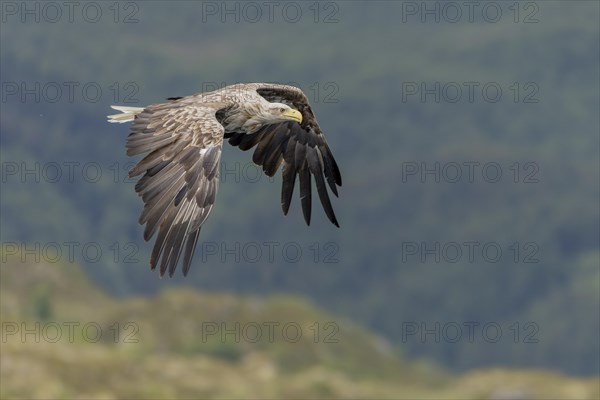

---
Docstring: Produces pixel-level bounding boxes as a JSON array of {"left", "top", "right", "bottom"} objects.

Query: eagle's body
[{"left": 108, "top": 83, "right": 341, "bottom": 277}]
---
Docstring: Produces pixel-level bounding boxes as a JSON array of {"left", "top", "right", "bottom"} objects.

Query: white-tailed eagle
[{"left": 108, "top": 83, "right": 341, "bottom": 277}]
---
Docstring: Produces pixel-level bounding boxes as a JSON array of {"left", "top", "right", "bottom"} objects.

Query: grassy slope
[{"left": 1, "top": 252, "right": 598, "bottom": 399}]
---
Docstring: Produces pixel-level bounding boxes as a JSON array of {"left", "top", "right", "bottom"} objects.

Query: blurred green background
[{"left": 1, "top": 1, "right": 599, "bottom": 398}]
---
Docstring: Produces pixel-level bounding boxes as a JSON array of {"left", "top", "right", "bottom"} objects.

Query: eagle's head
[
  {"left": 263, "top": 102, "right": 303, "bottom": 124},
  {"left": 236, "top": 102, "right": 303, "bottom": 133}
]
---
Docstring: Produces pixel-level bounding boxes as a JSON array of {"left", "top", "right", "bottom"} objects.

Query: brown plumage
[{"left": 108, "top": 83, "right": 341, "bottom": 277}]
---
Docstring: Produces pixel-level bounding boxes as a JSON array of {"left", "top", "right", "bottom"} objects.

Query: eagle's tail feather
[{"left": 107, "top": 106, "right": 145, "bottom": 123}]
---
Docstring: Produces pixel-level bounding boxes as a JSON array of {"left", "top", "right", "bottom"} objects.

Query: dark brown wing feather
[
  {"left": 224, "top": 86, "right": 342, "bottom": 227},
  {"left": 126, "top": 102, "right": 225, "bottom": 277}
]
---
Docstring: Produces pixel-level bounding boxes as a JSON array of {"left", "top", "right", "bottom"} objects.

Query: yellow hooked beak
[{"left": 282, "top": 108, "right": 303, "bottom": 124}]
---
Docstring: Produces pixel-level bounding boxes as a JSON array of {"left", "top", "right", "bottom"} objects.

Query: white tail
[{"left": 107, "top": 105, "right": 145, "bottom": 123}]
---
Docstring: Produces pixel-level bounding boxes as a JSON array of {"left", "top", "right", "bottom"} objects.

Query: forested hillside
[{"left": 1, "top": 2, "right": 598, "bottom": 376}]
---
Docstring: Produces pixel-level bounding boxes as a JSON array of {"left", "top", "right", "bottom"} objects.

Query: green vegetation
[
  {"left": 1, "top": 1, "right": 598, "bottom": 378},
  {"left": 2, "top": 254, "right": 598, "bottom": 399}
]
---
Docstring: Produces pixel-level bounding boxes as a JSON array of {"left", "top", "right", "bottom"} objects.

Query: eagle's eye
[{"left": 279, "top": 108, "right": 286, "bottom": 112}]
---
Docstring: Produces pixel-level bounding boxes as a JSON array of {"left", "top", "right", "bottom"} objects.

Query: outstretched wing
[
  {"left": 224, "top": 85, "right": 342, "bottom": 227},
  {"left": 126, "top": 102, "right": 225, "bottom": 277}
]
